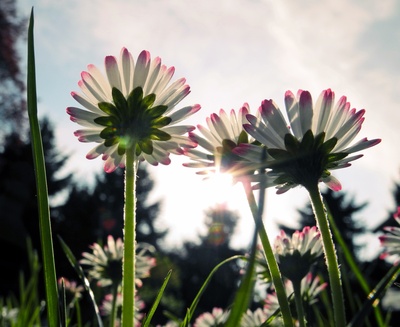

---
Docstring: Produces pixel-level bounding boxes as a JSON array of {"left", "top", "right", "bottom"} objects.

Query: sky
[{"left": 18, "top": 0, "right": 400, "bottom": 253}]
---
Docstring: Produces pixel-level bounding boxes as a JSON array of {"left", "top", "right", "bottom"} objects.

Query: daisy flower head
[
  {"left": 100, "top": 292, "right": 144, "bottom": 327},
  {"left": 67, "top": 48, "right": 200, "bottom": 172},
  {"left": 193, "top": 307, "right": 230, "bottom": 327},
  {"left": 235, "top": 89, "right": 381, "bottom": 193},
  {"left": 264, "top": 273, "right": 327, "bottom": 318},
  {"left": 183, "top": 104, "right": 261, "bottom": 179},
  {"left": 273, "top": 226, "right": 323, "bottom": 282},
  {"left": 379, "top": 207, "right": 400, "bottom": 262},
  {"left": 58, "top": 278, "right": 84, "bottom": 308},
  {"left": 80, "top": 235, "right": 155, "bottom": 287},
  {"left": 240, "top": 308, "right": 270, "bottom": 327}
]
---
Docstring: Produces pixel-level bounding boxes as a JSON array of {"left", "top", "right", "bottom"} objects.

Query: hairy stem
[{"left": 121, "top": 148, "right": 137, "bottom": 327}]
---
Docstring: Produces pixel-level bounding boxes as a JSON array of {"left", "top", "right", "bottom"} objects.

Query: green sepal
[
  {"left": 100, "top": 127, "right": 117, "bottom": 139},
  {"left": 135, "top": 144, "right": 142, "bottom": 156},
  {"left": 299, "top": 130, "right": 315, "bottom": 153},
  {"left": 222, "top": 139, "right": 237, "bottom": 152},
  {"left": 94, "top": 116, "right": 119, "bottom": 127},
  {"left": 139, "top": 139, "right": 153, "bottom": 154},
  {"left": 238, "top": 130, "right": 249, "bottom": 144},
  {"left": 98, "top": 102, "right": 117, "bottom": 115},
  {"left": 284, "top": 133, "right": 300, "bottom": 154},
  {"left": 267, "top": 148, "right": 291, "bottom": 160},
  {"left": 320, "top": 137, "right": 337, "bottom": 155},
  {"left": 273, "top": 175, "right": 293, "bottom": 185},
  {"left": 150, "top": 129, "right": 171, "bottom": 141},
  {"left": 127, "top": 87, "right": 143, "bottom": 110},
  {"left": 141, "top": 93, "right": 156, "bottom": 109},
  {"left": 112, "top": 87, "right": 128, "bottom": 114},
  {"left": 104, "top": 137, "right": 119, "bottom": 147},
  {"left": 152, "top": 116, "right": 172, "bottom": 128},
  {"left": 326, "top": 152, "right": 348, "bottom": 163},
  {"left": 147, "top": 105, "right": 168, "bottom": 118},
  {"left": 313, "top": 132, "right": 326, "bottom": 150},
  {"left": 117, "top": 144, "right": 126, "bottom": 156}
]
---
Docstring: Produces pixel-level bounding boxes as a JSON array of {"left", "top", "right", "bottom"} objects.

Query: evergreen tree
[
  {"left": 0, "top": 0, "right": 26, "bottom": 141},
  {"left": 0, "top": 118, "right": 71, "bottom": 296},
  {"left": 278, "top": 188, "right": 367, "bottom": 258},
  {"left": 373, "top": 175, "right": 400, "bottom": 232},
  {"left": 168, "top": 203, "right": 244, "bottom": 319},
  {"left": 90, "top": 164, "right": 166, "bottom": 246},
  {"left": 54, "top": 161, "right": 166, "bottom": 273}
]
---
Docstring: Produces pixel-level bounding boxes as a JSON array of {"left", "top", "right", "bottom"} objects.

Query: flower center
[{"left": 95, "top": 87, "right": 172, "bottom": 156}]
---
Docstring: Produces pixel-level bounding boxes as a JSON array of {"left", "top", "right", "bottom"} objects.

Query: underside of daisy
[
  {"left": 67, "top": 48, "right": 200, "bottom": 172},
  {"left": 235, "top": 89, "right": 381, "bottom": 192},
  {"left": 183, "top": 104, "right": 261, "bottom": 178}
]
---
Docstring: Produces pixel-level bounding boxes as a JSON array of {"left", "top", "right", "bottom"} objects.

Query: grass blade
[
  {"left": 142, "top": 270, "right": 172, "bottom": 327},
  {"left": 180, "top": 255, "right": 244, "bottom": 327},
  {"left": 27, "top": 8, "right": 59, "bottom": 327},
  {"left": 225, "top": 230, "right": 257, "bottom": 326},
  {"left": 58, "top": 236, "right": 104, "bottom": 327},
  {"left": 348, "top": 263, "right": 400, "bottom": 327}
]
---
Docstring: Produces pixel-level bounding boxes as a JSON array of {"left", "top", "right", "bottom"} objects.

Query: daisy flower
[
  {"left": 193, "top": 307, "right": 229, "bottom": 327},
  {"left": 379, "top": 207, "right": 400, "bottom": 262},
  {"left": 80, "top": 235, "right": 155, "bottom": 287},
  {"left": 240, "top": 308, "right": 270, "bottom": 327},
  {"left": 264, "top": 273, "right": 328, "bottom": 315},
  {"left": 183, "top": 104, "right": 261, "bottom": 178},
  {"left": 100, "top": 292, "right": 144, "bottom": 327},
  {"left": 58, "top": 278, "right": 84, "bottom": 309},
  {"left": 67, "top": 48, "right": 200, "bottom": 172},
  {"left": 274, "top": 226, "right": 323, "bottom": 282},
  {"left": 235, "top": 89, "right": 381, "bottom": 193}
]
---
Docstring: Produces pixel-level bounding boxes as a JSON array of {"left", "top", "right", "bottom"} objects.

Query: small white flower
[
  {"left": 379, "top": 207, "right": 400, "bottom": 261},
  {"left": 183, "top": 104, "right": 261, "bottom": 178},
  {"left": 80, "top": 235, "right": 155, "bottom": 287},
  {"left": 193, "top": 307, "right": 229, "bottom": 327},
  {"left": 274, "top": 226, "right": 323, "bottom": 282}
]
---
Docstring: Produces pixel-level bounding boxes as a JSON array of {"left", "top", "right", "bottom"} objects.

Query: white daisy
[
  {"left": 234, "top": 89, "right": 380, "bottom": 193},
  {"left": 67, "top": 48, "right": 200, "bottom": 172}
]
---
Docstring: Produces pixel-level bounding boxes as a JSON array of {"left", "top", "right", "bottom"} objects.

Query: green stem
[
  {"left": 292, "top": 280, "right": 306, "bottom": 327},
  {"left": 121, "top": 147, "right": 137, "bottom": 327},
  {"left": 109, "top": 282, "right": 119, "bottom": 327},
  {"left": 306, "top": 183, "right": 346, "bottom": 326},
  {"left": 326, "top": 203, "right": 384, "bottom": 326},
  {"left": 242, "top": 181, "right": 294, "bottom": 327}
]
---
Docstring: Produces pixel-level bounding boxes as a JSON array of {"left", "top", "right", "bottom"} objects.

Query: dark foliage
[
  {"left": 0, "top": 118, "right": 71, "bottom": 297},
  {"left": 0, "top": 0, "right": 27, "bottom": 141}
]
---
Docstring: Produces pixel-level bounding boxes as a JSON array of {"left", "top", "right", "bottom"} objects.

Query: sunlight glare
[{"left": 201, "top": 172, "right": 241, "bottom": 208}]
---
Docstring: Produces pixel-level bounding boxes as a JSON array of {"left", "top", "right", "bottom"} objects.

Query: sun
[{"left": 200, "top": 172, "right": 244, "bottom": 209}]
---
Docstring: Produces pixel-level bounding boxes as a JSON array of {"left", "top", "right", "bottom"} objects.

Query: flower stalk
[
  {"left": 242, "top": 181, "right": 294, "bottom": 327},
  {"left": 306, "top": 182, "right": 346, "bottom": 326},
  {"left": 121, "top": 145, "right": 137, "bottom": 327},
  {"left": 292, "top": 279, "right": 306, "bottom": 327},
  {"left": 109, "top": 282, "right": 119, "bottom": 327}
]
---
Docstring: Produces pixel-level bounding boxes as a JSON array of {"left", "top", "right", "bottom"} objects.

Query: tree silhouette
[
  {"left": 0, "top": 118, "right": 71, "bottom": 296},
  {"left": 374, "top": 174, "right": 400, "bottom": 232},
  {"left": 0, "top": 0, "right": 26, "bottom": 141},
  {"left": 167, "top": 203, "right": 244, "bottom": 320},
  {"left": 53, "top": 161, "right": 166, "bottom": 275},
  {"left": 278, "top": 188, "right": 367, "bottom": 258}
]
